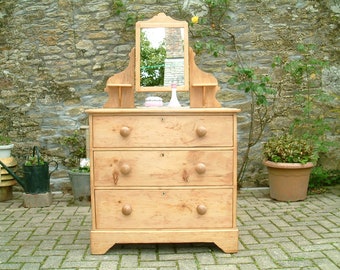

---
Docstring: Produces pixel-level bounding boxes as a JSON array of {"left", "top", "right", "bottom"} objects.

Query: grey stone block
[{"left": 23, "top": 192, "right": 52, "bottom": 208}]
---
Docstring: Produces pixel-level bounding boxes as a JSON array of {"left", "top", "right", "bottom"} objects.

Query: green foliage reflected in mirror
[{"left": 140, "top": 28, "right": 166, "bottom": 87}]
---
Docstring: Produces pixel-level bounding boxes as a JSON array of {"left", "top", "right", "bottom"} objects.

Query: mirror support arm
[
  {"left": 189, "top": 48, "right": 221, "bottom": 108},
  {"left": 104, "top": 48, "right": 135, "bottom": 108}
]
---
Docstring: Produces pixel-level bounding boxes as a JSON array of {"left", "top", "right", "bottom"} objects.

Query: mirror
[{"left": 136, "top": 13, "right": 189, "bottom": 92}]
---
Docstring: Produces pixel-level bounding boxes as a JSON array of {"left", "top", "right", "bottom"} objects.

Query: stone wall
[{"left": 1, "top": 0, "right": 339, "bottom": 189}]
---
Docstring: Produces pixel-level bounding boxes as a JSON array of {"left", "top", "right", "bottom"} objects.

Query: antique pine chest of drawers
[{"left": 87, "top": 108, "right": 239, "bottom": 254}]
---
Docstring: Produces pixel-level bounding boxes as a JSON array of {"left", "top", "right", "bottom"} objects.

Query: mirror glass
[{"left": 136, "top": 13, "right": 189, "bottom": 92}]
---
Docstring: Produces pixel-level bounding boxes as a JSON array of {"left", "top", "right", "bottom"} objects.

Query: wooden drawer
[
  {"left": 93, "top": 150, "right": 233, "bottom": 187},
  {"left": 94, "top": 188, "right": 233, "bottom": 229},
  {"left": 91, "top": 115, "right": 234, "bottom": 148}
]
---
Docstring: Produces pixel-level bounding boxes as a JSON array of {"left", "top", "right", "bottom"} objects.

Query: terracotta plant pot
[{"left": 263, "top": 160, "right": 314, "bottom": 202}]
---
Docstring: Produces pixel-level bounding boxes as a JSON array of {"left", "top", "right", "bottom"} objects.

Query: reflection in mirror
[
  {"left": 140, "top": 28, "right": 166, "bottom": 87},
  {"left": 135, "top": 13, "right": 188, "bottom": 92},
  {"left": 140, "top": 28, "right": 185, "bottom": 88}
]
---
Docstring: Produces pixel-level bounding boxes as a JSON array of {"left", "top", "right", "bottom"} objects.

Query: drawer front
[
  {"left": 94, "top": 188, "right": 233, "bottom": 229},
  {"left": 93, "top": 150, "right": 233, "bottom": 187},
  {"left": 91, "top": 115, "right": 234, "bottom": 147}
]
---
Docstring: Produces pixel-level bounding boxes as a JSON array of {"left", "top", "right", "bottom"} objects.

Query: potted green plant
[
  {"left": 59, "top": 130, "right": 90, "bottom": 204},
  {"left": 262, "top": 44, "right": 333, "bottom": 200},
  {"left": 263, "top": 134, "right": 315, "bottom": 201},
  {"left": 0, "top": 135, "right": 14, "bottom": 158}
]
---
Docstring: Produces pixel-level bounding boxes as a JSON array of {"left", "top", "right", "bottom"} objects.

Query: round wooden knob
[
  {"left": 196, "top": 204, "right": 207, "bottom": 215},
  {"left": 195, "top": 163, "right": 206, "bottom": 174},
  {"left": 122, "top": 204, "right": 132, "bottom": 215},
  {"left": 120, "top": 126, "right": 131, "bottom": 137},
  {"left": 120, "top": 163, "right": 131, "bottom": 175},
  {"left": 196, "top": 126, "right": 207, "bottom": 137}
]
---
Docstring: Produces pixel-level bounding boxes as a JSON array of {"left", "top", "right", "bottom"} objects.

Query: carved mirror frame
[{"left": 135, "top": 13, "right": 189, "bottom": 92}]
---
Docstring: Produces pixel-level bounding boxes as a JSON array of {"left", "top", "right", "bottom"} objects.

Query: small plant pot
[
  {"left": 0, "top": 144, "right": 14, "bottom": 158},
  {"left": 263, "top": 160, "right": 314, "bottom": 202}
]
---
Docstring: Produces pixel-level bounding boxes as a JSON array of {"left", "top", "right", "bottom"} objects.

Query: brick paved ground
[{"left": 0, "top": 187, "right": 339, "bottom": 270}]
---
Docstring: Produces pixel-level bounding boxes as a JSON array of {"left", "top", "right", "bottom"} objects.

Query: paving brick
[
  {"left": 238, "top": 264, "right": 260, "bottom": 270},
  {"left": 13, "top": 231, "right": 33, "bottom": 241},
  {"left": 279, "top": 241, "right": 302, "bottom": 253},
  {"left": 159, "top": 253, "right": 195, "bottom": 261},
  {"left": 300, "top": 228, "right": 323, "bottom": 239},
  {"left": 15, "top": 245, "right": 36, "bottom": 256},
  {"left": 120, "top": 268, "right": 157, "bottom": 270},
  {"left": 21, "top": 262, "right": 42, "bottom": 270},
  {"left": 229, "top": 250, "right": 267, "bottom": 257},
  {"left": 312, "top": 258, "right": 340, "bottom": 270},
  {"left": 177, "top": 259, "right": 198, "bottom": 270},
  {"left": 322, "top": 249, "right": 340, "bottom": 265},
  {"left": 289, "top": 235, "right": 312, "bottom": 246},
  {"left": 278, "top": 258, "right": 316, "bottom": 268},
  {"left": 245, "top": 243, "right": 281, "bottom": 251},
  {"left": 260, "top": 223, "right": 281, "bottom": 234},
  {"left": 266, "top": 247, "right": 289, "bottom": 261},
  {"left": 34, "top": 249, "right": 68, "bottom": 256},
  {"left": 216, "top": 256, "right": 253, "bottom": 264},
  {"left": 302, "top": 243, "right": 336, "bottom": 252},
  {"left": 0, "top": 251, "right": 13, "bottom": 263},
  {"left": 203, "top": 265, "right": 237, "bottom": 270},
  {"left": 239, "top": 234, "right": 259, "bottom": 246},
  {"left": 177, "top": 245, "right": 213, "bottom": 253},
  {"left": 194, "top": 252, "right": 215, "bottom": 265},
  {"left": 253, "top": 255, "right": 277, "bottom": 269},
  {"left": 140, "top": 249, "right": 158, "bottom": 261},
  {"left": 139, "top": 260, "right": 177, "bottom": 268},
  {"left": 291, "top": 251, "right": 326, "bottom": 260},
  {"left": 120, "top": 254, "right": 139, "bottom": 268},
  {"left": 61, "top": 260, "right": 100, "bottom": 268},
  {"left": 9, "top": 255, "right": 46, "bottom": 264},
  {"left": 0, "top": 263, "right": 22, "bottom": 269},
  {"left": 98, "top": 261, "right": 119, "bottom": 270},
  {"left": 41, "top": 255, "right": 64, "bottom": 269},
  {"left": 38, "top": 239, "right": 58, "bottom": 250},
  {"left": 251, "top": 229, "right": 271, "bottom": 239},
  {"left": 269, "top": 230, "right": 301, "bottom": 238}
]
